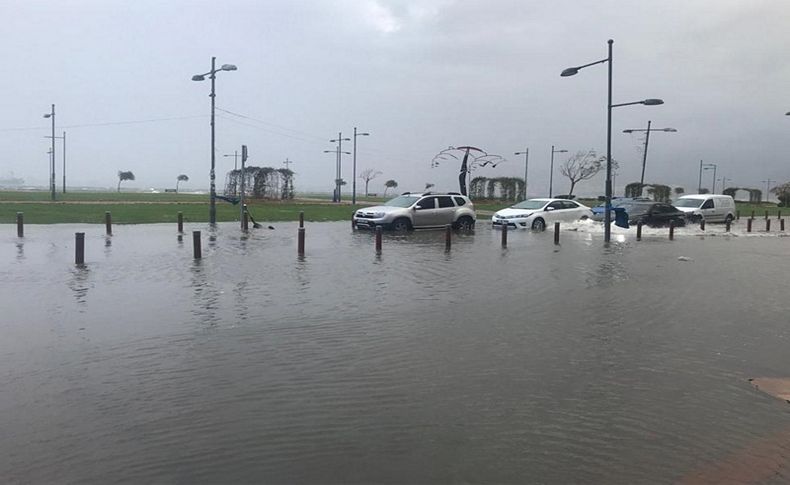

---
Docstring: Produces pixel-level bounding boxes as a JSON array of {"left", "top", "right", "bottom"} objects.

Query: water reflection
[
  {"left": 15, "top": 242, "right": 24, "bottom": 261},
  {"left": 67, "top": 265, "right": 91, "bottom": 306},
  {"left": 189, "top": 259, "right": 220, "bottom": 327}
]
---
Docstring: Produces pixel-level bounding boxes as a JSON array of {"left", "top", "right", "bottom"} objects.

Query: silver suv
[{"left": 353, "top": 192, "right": 476, "bottom": 231}]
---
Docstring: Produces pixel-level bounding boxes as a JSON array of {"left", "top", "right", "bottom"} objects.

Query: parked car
[
  {"left": 625, "top": 201, "right": 688, "bottom": 227},
  {"left": 352, "top": 192, "right": 476, "bottom": 231},
  {"left": 491, "top": 198, "right": 593, "bottom": 231},
  {"left": 673, "top": 194, "right": 736, "bottom": 223}
]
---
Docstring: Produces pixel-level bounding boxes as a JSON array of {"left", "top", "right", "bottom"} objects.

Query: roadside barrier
[
  {"left": 782, "top": 219, "right": 786, "bottom": 231},
  {"left": 75, "top": 232, "right": 85, "bottom": 265},
  {"left": 669, "top": 221, "right": 675, "bottom": 240},
  {"left": 501, "top": 222, "right": 508, "bottom": 247},
  {"left": 747, "top": 219, "right": 753, "bottom": 232},
  {"left": 445, "top": 225, "right": 452, "bottom": 251},
  {"left": 766, "top": 219, "right": 771, "bottom": 232},
  {"left": 105, "top": 211, "right": 112, "bottom": 236},
  {"left": 636, "top": 221, "right": 643, "bottom": 240},
  {"left": 375, "top": 226, "right": 382, "bottom": 254},
  {"left": 16, "top": 212, "right": 23, "bottom": 237},
  {"left": 193, "top": 231, "right": 202, "bottom": 259},
  {"left": 177, "top": 212, "right": 183, "bottom": 233},
  {"left": 554, "top": 222, "right": 560, "bottom": 245},
  {"left": 298, "top": 211, "right": 305, "bottom": 256},
  {"left": 700, "top": 219, "right": 705, "bottom": 231}
]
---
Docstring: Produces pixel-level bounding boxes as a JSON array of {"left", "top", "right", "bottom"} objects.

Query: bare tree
[
  {"left": 359, "top": 169, "right": 382, "bottom": 196},
  {"left": 117, "top": 170, "right": 135, "bottom": 192},
  {"left": 176, "top": 174, "right": 189, "bottom": 193},
  {"left": 384, "top": 179, "right": 398, "bottom": 196},
  {"left": 424, "top": 182, "right": 435, "bottom": 191},
  {"left": 559, "top": 150, "right": 607, "bottom": 197}
]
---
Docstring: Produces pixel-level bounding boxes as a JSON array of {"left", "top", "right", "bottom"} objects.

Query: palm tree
[
  {"left": 176, "top": 174, "right": 189, "bottom": 193},
  {"left": 384, "top": 179, "right": 398, "bottom": 196},
  {"left": 117, "top": 170, "right": 135, "bottom": 192}
]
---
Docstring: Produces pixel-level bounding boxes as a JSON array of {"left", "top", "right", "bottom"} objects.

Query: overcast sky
[{"left": 2, "top": 0, "right": 789, "bottom": 197}]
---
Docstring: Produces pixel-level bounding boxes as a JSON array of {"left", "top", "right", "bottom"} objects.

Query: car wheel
[
  {"left": 725, "top": 214, "right": 734, "bottom": 224},
  {"left": 391, "top": 218, "right": 412, "bottom": 232},
  {"left": 531, "top": 218, "right": 546, "bottom": 231},
  {"left": 454, "top": 216, "right": 474, "bottom": 231}
]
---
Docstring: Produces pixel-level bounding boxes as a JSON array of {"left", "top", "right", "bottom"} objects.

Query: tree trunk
[
  {"left": 117, "top": 179, "right": 121, "bottom": 192},
  {"left": 568, "top": 180, "right": 577, "bottom": 197},
  {"left": 365, "top": 180, "right": 369, "bottom": 196},
  {"left": 176, "top": 180, "right": 180, "bottom": 193}
]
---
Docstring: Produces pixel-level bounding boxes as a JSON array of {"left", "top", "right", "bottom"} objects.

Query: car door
[
  {"left": 699, "top": 198, "right": 717, "bottom": 221},
  {"left": 545, "top": 200, "right": 564, "bottom": 223},
  {"left": 561, "top": 200, "right": 584, "bottom": 221},
  {"left": 651, "top": 204, "right": 679, "bottom": 226},
  {"left": 435, "top": 196, "right": 457, "bottom": 226},
  {"left": 412, "top": 196, "right": 438, "bottom": 227}
]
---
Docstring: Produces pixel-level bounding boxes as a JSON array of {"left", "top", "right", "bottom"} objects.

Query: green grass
[{"left": 1, "top": 190, "right": 784, "bottom": 224}]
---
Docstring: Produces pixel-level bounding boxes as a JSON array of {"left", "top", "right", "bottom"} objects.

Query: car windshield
[
  {"left": 511, "top": 199, "right": 547, "bottom": 210},
  {"left": 384, "top": 195, "right": 420, "bottom": 207},
  {"left": 673, "top": 198, "right": 703, "bottom": 208}
]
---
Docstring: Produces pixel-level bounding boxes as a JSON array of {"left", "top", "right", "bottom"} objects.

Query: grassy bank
[{"left": 1, "top": 190, "right": 784, "bottom": 224}]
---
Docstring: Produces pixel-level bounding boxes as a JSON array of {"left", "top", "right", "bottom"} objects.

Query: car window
[
  {"left": 437, "top": 196, "right": 454, "bottom": 208},
  {"left": 416, "top": 197, "right": 436, "bottom": 210},
  {"left": 547, "top": 201, "right": 563, "bottom": 210},
  {"left": 653, "top": 204, "right": 674, "bottom": 213},
  {"left": 561, "top": 201, "right": 579, "bottom": 209},
  {"left": 701, "top": 199, "right": 714, "bottom": 209},
  {"left": 453, "top": 196, "right": 466, "bottom": 206}
]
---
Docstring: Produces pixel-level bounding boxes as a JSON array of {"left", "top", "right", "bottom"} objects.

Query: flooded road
[{"left": 2, "top": 221, "right": 789, "bottom": 483}]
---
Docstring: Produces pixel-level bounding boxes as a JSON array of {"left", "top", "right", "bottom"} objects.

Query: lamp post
[
  {"left": 561, "top": 39, "right": 664, "bottom": 242},
  {"left": 718, "top": 176, "right": 731, "bottom": 194},
  {"left": 701, "top": 163, "right": 716, "bottom": 193},
  {"left": 44, "top": 131, "right": 66, "bottom": 193},
  {"left": 192, "top": 57, "right": 237, "bottom": 225},
  {"left": 223, "top": 151, "right": 239, "bottom": 171},
  {"left": 549, "top": 146, "right": 567, "bottom": 198},
  {"left": 43, "top": 104, "right": 56, "bottom": 201},
  {"left": 352, "top": 127, "right": 370, "bottom": 205},
  {"left": 622, "top": 121, "right": 677, "bottom": 185},
  {"left": 515, "top": 149, "right": 529, "bottom": 200},
  {"left": 326, "top": 132, "right": 350, "bottom": 202}
]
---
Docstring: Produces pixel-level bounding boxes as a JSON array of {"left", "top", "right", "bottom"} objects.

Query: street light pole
[
  {"left": 44, "top": 130, "right": 66, "bottom": 193},
  {"left": 561, "top": 39, "right": 664, "bottom": 242},
  {"left": 329, "top": 133, "right": 350, "bottom": 202},
  {"left": 623, "top": 122, "right": 677, "bottom": 186},
  {"left": 223, "top": 151, "right": 239, "bottom": 171},
  {"left": 352, "top": 127, "right": 370, "bottom": 205},
  {"left": 43, "top": 104, "right": 56, "bottom": 201},
  {"left": 549, "top": 145, "right": 568, "bottom": 198},
  {"left": 515, "top": 149, "right": 529, "bottom": 200},
  {"left": 192, "top": 57, "right": 237, "bottom": 225}
]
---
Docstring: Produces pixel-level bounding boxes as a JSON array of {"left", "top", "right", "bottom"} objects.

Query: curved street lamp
[
  {"left": 352, "top": 127, "right": 370, "bottom": 205},
  {"left": 192, "top": 57, "right": 237, "bottom": 225},
  {"left": 43, "top": 105, "right": 55, "bottom": 201},
  {"left": 623, "top": 121, "right": 677, "bottom": 185},
  {"left": 549, "top": 146, "right": 568, "bottom": 198},
  {"left": 561, "top": 39, "right": 664, "bottom": 242}
]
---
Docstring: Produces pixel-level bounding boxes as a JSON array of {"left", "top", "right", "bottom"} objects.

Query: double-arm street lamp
[
  {"left": 514, "top": 149, "right": 529, "bottom": 200},
  {"left": 699, "top": 162, "right": 716, "bottom": 193},
  {"left": 549, "top": 146, "right": 568, "bottom": 198},
  {"left": 43, "top": 104, "right": 56, "bottom": 201},
  {"left": 561, "top": 39, "right": 664, "bottom": 242},
  {"left": 352, "top": 127, "right": 370, "bottom": 205},
  {"left": 325, "top": 133, "right": 350, "bottom": 203},
  {"left": 192, "top": 57, "right": 237, "bottom": 225},
  {"left": 622, "top": 121, "right": 677, "bottom": 185}
]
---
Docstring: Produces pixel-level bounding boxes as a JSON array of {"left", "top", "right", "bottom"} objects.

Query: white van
[{"left": 673, "top": 194, "right": 736, "bottom": 222}]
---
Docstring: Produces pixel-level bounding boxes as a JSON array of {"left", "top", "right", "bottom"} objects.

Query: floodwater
[{"left": 1, "top": 220, "right": 790, "bottom": 484}]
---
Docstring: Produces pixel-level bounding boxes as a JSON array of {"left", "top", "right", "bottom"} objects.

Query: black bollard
[
  {"left": 747, "top": 218, "right": 753, "bottom": 232},
  {"left": 445, "top": 224, "right": 452, "bottom": 251},
  {"left": 636, "top": 221, "right": 642, "bottom": 240},
  {"left": 766, "top": 219, "right": 771, "bottom": 232},
  {"left": 781, "top": 219, "right": 786, "bottom": 231},
  {"left": 700, "top": 219, "right": 705, "bottom": 231},
  {"left": 16, "top": 212, "right": 23, "bottom": 237},
  {"left": 736, "top": 210, "right": 740, "bottom": 220},
  {"left": 242, "top": 210, "right": 249, "bottom": 231},
  {"left": 177, "top": 211, "right": 183, "bottom": 233},
  {"left": 669, "top": 220, "right": 675, "bottom": 240},
  {"left": 554, "top": 222, "right": 560, "bottom": 245},
  {"left": 105, "top": 211, "right": 112, "bottom": 236},
  {"left": 193, "top": 231, "right": 202, "bottom": 259},
  {"left": 299, "top": 211, "right": 305, "bottom": 228},
  {"left": 375, "top": 226, "right": 382, "bottom": 254},
  {"left": 501, "top": 222, "right": 508, "bottom": 248},
  {"left": 298, "top": 227, "right": 305, "bottom": 255},
  {"left": 726, "top": 219, "right": 731, "bottom": 232},
  {"left": 75, "top": 232, "right": 85, "bottom": 265}
]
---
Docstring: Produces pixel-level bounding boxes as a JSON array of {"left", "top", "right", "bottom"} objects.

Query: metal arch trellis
[{"left": 430, "top": 146, "right": 506, "bottom": 196}]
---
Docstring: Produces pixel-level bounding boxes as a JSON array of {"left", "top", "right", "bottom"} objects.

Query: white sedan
[{"left": 491, "top": 198, "right": 594, "bottom": 231}]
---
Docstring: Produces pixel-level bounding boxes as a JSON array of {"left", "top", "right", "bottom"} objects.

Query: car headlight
[{"left": 373, "top": 212, "right": 385, "bottom": 218}]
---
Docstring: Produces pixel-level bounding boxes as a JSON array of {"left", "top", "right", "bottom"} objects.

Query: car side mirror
[
  {"left": 545, "top": 206, "right": 555, "bottom": 211},
  {"left": 413, "top": 206, "right": 421, "bottom": 210}
]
